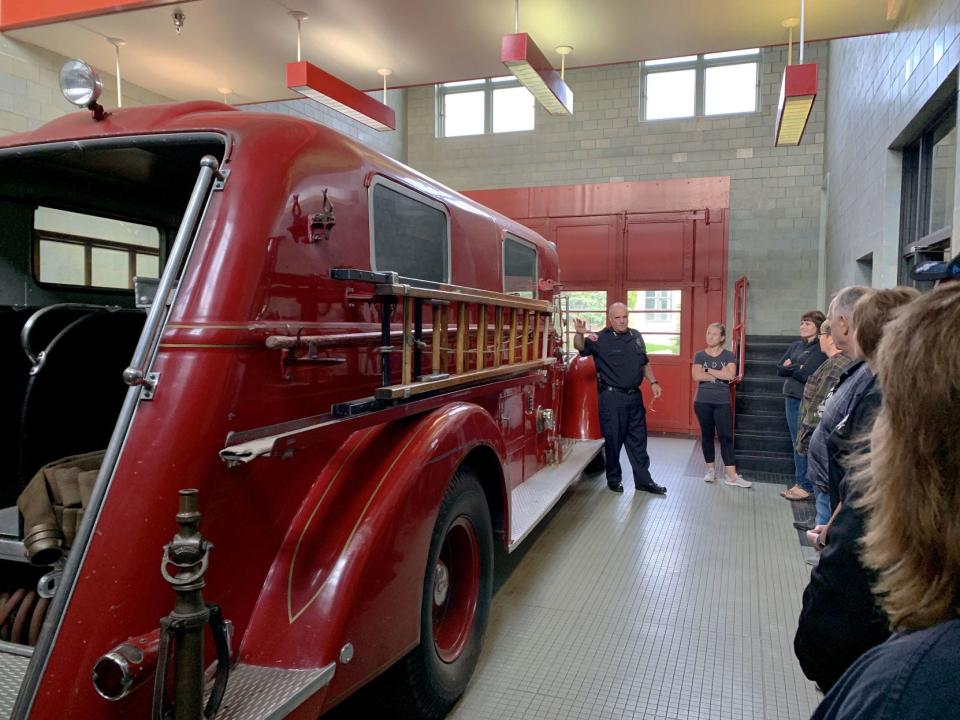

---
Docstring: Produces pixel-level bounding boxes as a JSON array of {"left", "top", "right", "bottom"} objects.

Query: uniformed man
[{"left": 574, "top": 303, "right": 666, "bottom": 495}]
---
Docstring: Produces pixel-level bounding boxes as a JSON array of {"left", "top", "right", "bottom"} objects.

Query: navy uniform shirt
[{"left": 581, "top": 327, "right": 648, "bottom": 389}]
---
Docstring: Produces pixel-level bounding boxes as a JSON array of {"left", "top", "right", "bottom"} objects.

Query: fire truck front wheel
[{"left": 385, "top": 466, "right": 494, "bottom": 719}]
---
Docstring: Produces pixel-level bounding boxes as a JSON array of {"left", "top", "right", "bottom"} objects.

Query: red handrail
[
  {"left": 731, "top": 276, "right": 748, "bottom": 386},
  {"left": 729, "top": 276, "right": 748, "bottom": 433}
]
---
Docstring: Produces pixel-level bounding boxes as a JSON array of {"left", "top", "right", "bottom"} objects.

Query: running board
[
  {"left": 0, "top": 642, "right": 32, "bottom": 720},
  {"left": 212, "top": 662, "right": 335, "bottom": 719},
  {"left": 509, "top": 439, "right": 604, "bottom": 551}
]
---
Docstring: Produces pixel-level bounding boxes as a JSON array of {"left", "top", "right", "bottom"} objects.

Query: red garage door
[{"left": 466, "top": 178, "right": 729, "bottom": 434}]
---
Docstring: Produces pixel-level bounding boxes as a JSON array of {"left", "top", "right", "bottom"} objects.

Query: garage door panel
[{"left": 625, "top": 220, "right": 693, "bottom": 283}]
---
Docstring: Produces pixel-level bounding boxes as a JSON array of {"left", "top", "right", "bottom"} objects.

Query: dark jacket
[
  {"left": 826, "top": 376, "right": 881, "bottom": 510},
  {"left": 778, "top": 338, "right": 827, "bottom": 399},
  {"left": 806, "top": 361, "right": 871, "bottom": 495},
  {"left": 811, "top": 619, "right": 960, "bottom": 719},
  {"left": 794, "top": 489, "right": 891, "bottom": 693}
]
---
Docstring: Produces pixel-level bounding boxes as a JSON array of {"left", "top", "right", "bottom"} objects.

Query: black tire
[
  {"left": 584, "top": 447, "right": 606, "bottom": 475},
  {"left": 380, "top": 467, "right": 493, "bottom": 719}
]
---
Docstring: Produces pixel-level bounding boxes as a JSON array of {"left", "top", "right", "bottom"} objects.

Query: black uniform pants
[{"left": 598, "top": 388, "right": 654, "bottom": 488}]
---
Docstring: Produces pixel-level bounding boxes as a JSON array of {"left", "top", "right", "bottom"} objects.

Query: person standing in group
[
  {"left": 778, "top": 310, "right": 827, "bottom": 501},
  {"left": 574, "top": 303, "right": 666, "bottom": 495},
  {"left": 691, "top": 323, "right": 751, "bottom": 488},
  {"left": 810, "top": 278, "right": 960, "bottom": 720},
  {"left": 794, "top": 319, "right": 852, "bottom": 529}
]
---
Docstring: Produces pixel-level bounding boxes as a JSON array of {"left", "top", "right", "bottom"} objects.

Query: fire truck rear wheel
[{"left": 385, "top": 466, "right": 493, "bottom": 719}]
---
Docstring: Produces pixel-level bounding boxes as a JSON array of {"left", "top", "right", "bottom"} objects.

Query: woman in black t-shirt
[{"left": 692, "top": 323, "right": 751, "bottom": 488}]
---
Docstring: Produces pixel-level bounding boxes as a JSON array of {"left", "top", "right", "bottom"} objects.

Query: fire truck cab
[{"left": 0, "top": 64, "right": 603, "bottom": 720}]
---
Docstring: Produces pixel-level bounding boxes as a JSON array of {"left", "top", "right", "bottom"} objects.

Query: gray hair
[{"left": 830, "top": 285, "right": 872, "bottom": 322}]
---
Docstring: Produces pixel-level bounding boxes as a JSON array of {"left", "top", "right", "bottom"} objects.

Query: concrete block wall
[
  {"left": 406, "top": 44, "right": 828, "bottom": 335},
  {"left": 0, "top": 35, "right": 170, "bottom": 135},
  {"left": 825, "top": 0, "right": 960, "bottom": 294},
  {"left": 243, "top": 89, "right": 407, "bottom": 163}
]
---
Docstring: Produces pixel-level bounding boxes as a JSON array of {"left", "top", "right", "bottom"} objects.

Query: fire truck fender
[
  {"left": 560, "top": 353, "right": 602, "bottom": 439},
  {"left": 239, "top": 400, "right": 506, "bottom": 707}
]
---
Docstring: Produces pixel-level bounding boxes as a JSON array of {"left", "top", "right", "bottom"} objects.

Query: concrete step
[
  {"left": 747, "top": 334, "right": 794, "bottom": 344},
  {"left": 735, "top": 393, "right": 785, "bottom": 415},
  {"left": 736, "top": 376, "right": 782, "bottom": 396},
  {"left": 744, "top": 358, "right": 781, "bottom": 377},
  {"left": 745, "top": 341, "right": 789, "bottom": 362},
  {"left": 735, "top": 450, "right": 796, "bottom": 475},
  {"left": 734, "top": 412, "right": 789, "bottom": 433},
  {"left": 734, "top": 431, "right": 794, "bottom": 454}
]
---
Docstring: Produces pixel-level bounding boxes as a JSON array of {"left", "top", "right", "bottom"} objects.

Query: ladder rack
[{"left": 332, "top": 269, "right": 556, "bottom": 401}]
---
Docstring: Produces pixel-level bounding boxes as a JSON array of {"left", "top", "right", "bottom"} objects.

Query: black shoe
[
  {"left": 607, "top": 482, "right": 624, "bottom": 493},
  {"left": 793, "top": 520, "right": 813, "bottom": 531},
  {"left": 636, "top": 482, "right": 667, "bottom": 495}
]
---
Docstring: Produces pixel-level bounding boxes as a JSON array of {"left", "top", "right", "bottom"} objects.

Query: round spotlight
[{"left": 59, "top": 59, "right": 104, "bottom": 107}]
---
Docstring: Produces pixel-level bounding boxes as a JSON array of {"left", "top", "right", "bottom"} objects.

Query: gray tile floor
[{"left": 447, "top": 437, "right": 821, "bottom": 720}]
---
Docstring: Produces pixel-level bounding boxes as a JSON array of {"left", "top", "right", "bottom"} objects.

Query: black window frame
[
  {"left": 368, "top": 175, "right": 451, "bottom": 284},
  {"left": 898, "top": 103, "right": 957, "bottom": 285},
  {"left": 502, "top": 234, "right": 538, "bottom": 298}
]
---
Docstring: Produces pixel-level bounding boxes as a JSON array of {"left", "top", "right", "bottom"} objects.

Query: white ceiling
[{"left": 8, "top": 0, "right": 896, "bottom": 104}]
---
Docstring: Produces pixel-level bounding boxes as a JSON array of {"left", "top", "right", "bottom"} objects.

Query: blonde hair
[
  {"left": 707, "top": 322, "right": 726, "bottom": 340},
  {"left": 857, "top": 282, "right": 960, "bottom": 630},
  {"left": 852, "top": 286, "right": 920, "bottom": 362}
]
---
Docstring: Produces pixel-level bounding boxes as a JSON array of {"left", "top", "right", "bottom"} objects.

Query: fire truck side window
[
  {"left": 34, "top": 207, "right": 161, "bottom": 290},
  {"left": 503, "top": 235, "right": 537, "bottom": 298},
  {"left": 371, "top": 180, "right": 449, "bottom": 283}
]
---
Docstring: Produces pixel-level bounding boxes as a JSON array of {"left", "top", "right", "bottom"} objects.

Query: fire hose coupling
[{"left": 160, "top": 488, "right": 212, "bottom": 589}]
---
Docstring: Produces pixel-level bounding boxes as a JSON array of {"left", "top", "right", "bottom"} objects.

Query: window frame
[
  {"left": 32, "top": 210, "right": 162, "bottom": 292},
  {"left": 436, "top": 77, "right": 535, "bottom": 138},
  {"left": 502, "top": 234, "right": 538, "bottom": 299},
  {"left": 368, "top": 175, "right": 452, "bottom": 283},
  {"left": 640, "top": 49, "right": 760, "bottom": 122},
  {"left": 898, "top": 103, "right": 957, "bottom": 284}
]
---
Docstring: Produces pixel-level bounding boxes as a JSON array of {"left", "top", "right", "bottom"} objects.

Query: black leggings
[{"left": 694, "top": 402, "right": 735, "bottom": 466}]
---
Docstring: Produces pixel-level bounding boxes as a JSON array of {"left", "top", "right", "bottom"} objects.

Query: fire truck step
[
  {"left": 508, "top": 439, "right": 604, "bottom": 551},
  {"left": 209, "top": 661, "right": 336, "bottom": 720},
  {"left": 0, "top": 645, "right": 31, "bottom": 720}
]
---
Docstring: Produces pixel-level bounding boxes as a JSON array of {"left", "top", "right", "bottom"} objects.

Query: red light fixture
[
  {"left": 775, "top": 63, "right": 817, "bottom": 146},
  {"left": 286, "top": 61, "right": 396, "bottom": 131},
  {"left": 501, "top": 32, "right": 573, "bottom": 116}
]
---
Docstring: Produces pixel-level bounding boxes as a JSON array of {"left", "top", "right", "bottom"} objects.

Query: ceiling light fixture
[
  {"left": 285, "top": 9, "right": 396, "bottom": 131},
  {"left": 775, "top": 1, "right": 817, "bottom": 146},
  {"left": 500, "top": 0, "right": 573, "bottom": 116}
]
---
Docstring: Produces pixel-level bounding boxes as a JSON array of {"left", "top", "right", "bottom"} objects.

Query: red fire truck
[{"left": 0, "top": 61, "right": 604, "bottom": 719}]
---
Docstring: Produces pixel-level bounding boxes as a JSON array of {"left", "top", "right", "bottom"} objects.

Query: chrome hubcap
[{"left": 433, "top": 561, "right": 450, "bottom": 606}]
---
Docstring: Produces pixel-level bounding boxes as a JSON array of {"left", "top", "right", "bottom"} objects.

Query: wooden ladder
[{"left": 374, "top": 276, "right": 555, "bottom": 400}]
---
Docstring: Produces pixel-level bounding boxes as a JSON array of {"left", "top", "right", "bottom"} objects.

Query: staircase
[{"left": 734, "top": 334, "right": 795, "bottom": 477}]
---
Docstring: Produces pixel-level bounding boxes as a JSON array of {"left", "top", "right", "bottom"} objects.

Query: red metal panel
[
  {"left": 463, "top": 178, "right": 730, "bottom": 219},
  {"left": 0, "top": 0, "right": 192, "bottom": 30},
  {"left": 625, "top": 219, "right": 691, "bottom": 283},
  {"left": 552, "top": 217, "right": 619, "bottom": 286}
]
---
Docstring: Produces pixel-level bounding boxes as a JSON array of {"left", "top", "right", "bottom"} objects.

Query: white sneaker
[
  {"left": 724, "top": 475, "right": 752, "bottom": 489},
  {"left": 703, "top": 470, "right": 716, "bottom": 483}
]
